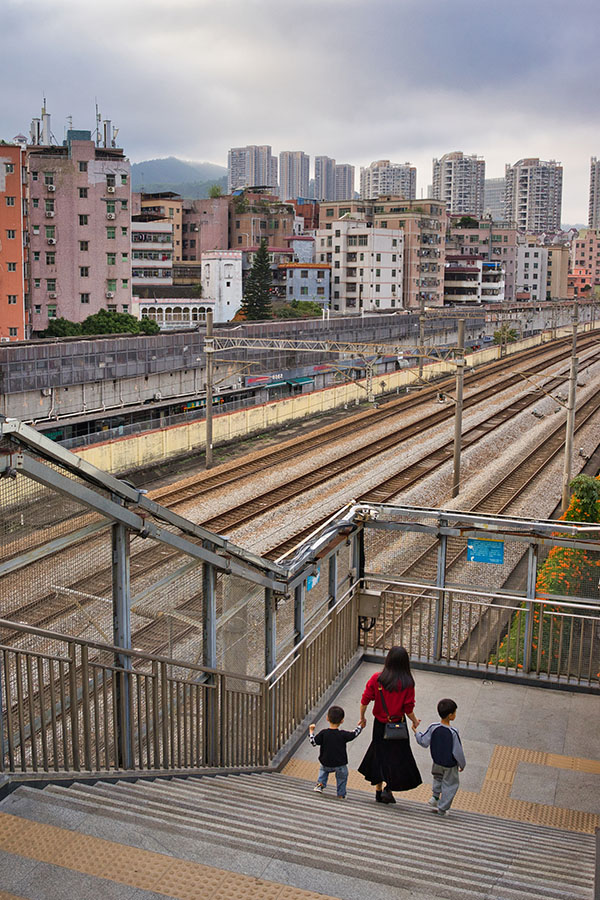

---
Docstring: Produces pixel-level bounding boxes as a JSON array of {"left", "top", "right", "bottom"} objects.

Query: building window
[
  {"left": 32, "top": 198, "right": 39, "bottom": 208},
  {"left": 79, "top": 188, "right": 88, "bottom": 199},
  {"left": 121, "top": 252, "right": 128, "bottom": 261},
  {"left": 358, "top": 235, "right": 368, "bottom": 246},
  {"left": 33, "top": 251, "right": 40, "bottom": 261},
  {"left": 6, "top": 197, "right": 15, "bottom": 206},
  {"left": 32, "top": 225, "right": 40, "bottom": 235},
  {"left": 376, "top": 253, "right": 381, "bottom": 262},
  {"left": 121, "top": 227, "right": 127, "bottom": 236},
  {"left": 375, "top": 285, "right": 380, "bottom": 292},
  {"left": 79, "top": 161, "right": 88, "bottom": 172},
  {"left": 47, "top": 306, "right": 57, "bottom": 318},
  {"left": 79, "top": 215, "right": 88, "bottom": 225},
  {"left": 375, "top": 268, "right": 381, "bottom": 277},
  {"left": 80, "top": 241, "right": 89, "bottom": 251},
  {"left": 122, "top": 279, "right": 128, "bottom": 287},
  {"left": 46, "top": 252, "right": 55, "bottom": 265},
  {"left": 34, "top": 305, "right": 41, "bottom": 313},
  {"left": 5, "top": 163, "right": 14, "bottom": 174},
  {"left": 107, "top": 304, "right": 117, "bottom": 312},
  {"left": 107, "top": 201, "right": 116, "bottom": 214},
  {"left": 107, "top": 253, "right": 116, "bottom": 265},
  {"left": 46, "top": 279, "right": 56, "bottom": 291},
  {"left": 7, "top": 262, "right": 16, "bottom": 272},
  {"left": 80, "top": 293, "right": 90, "bottom": 304},
  {"left": 121, "top": 200, "right": 128, "bottom": 210},
  {"left": 121, "top": 174, "right": 127, "bottom": 185},
  {"left": 106, "top": 227, "right": 116, "bottom": 239},
  {"left": 80, "top": 267, "right": 89, "bottom": 277},
  {"left": 8, "top": 295, "right": 17, "bottom": 304},
  {"left": 34, "top": 278, "right": 41, "bottom": 288},
  {"left": 31, "top": 171, "right": 38, "bottom": 181},
  {"left": 106, "top": 175, "right": 116, "bottom": 188},
  {"left": 9, "top": 327, "right": 18, "bottom": 336},
  {"left": 317, "top": 287, "right": 325, "bottom": 296},
  {"left": 326, "top": 209, "right": 334, "bottom": 217},
  {"left": 288, "top": 286, "right": 293, "bottom": 295},
  {"left": 301, "top": 286, "right": 308, "bottom": 295},
  {"left": 107, "top": 279, "right": 117, "bottom": 291},
  {"left": 44, "top": 172, "right": 54, "bottom": 186},
  {"left": 45, "top": 199, "right": 54, "bottom": 213},
  {"left": 6, "top": 229, "right": 15, "bottom": 239},
  {"left": 301, "top": 270, "right": 308, "bottom": 278},
  {"left": 122, "top": 304, "right": 129, "bottom": 312}
]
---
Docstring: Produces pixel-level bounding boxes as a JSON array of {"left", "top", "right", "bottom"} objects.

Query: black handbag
[{"left": 378, "top": 685, "right": 409, "bottom": 740}]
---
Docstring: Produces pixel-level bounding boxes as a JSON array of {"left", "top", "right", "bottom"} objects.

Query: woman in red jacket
[{"left": 358, "top": 645, "right": 422, "bottom": 804}]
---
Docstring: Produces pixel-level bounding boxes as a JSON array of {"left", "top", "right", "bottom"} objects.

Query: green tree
[
  {"left": 493, "top": 325, "right": 517, "bottom": 345},
  {"left": 208, "top": 183, "right": 222, "bottom": 199},
  {"left": 41, "top": 317, "right": 82, "bottom": 337},
  {"left": 80, "top": 309, "right": 159, "bottom": 335},
  {"left": 241, "top": 239, "right": 273, "bottom": 320},
  {"left": 456, "top": 215, "right": 479, "bottom": 228}
]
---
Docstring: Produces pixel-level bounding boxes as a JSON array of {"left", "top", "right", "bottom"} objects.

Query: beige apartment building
[
  {"left": 446, "top": 216, "right": 519, "bottom": 302},
  {"left": 360, "top": 160, "right": 416, "bottom": 201},
  {"left": 432, "top": 152, "right": 485, "bottom": 217},
  {"left": 140, "top": 192, "right": 183, "bottom": 262},
  {"left": 571, "top": 228, "right": 600, "bottom": 288},
  {"left": 546, "top": 245, "right": 570, "bottom": 299},
  {"left": 318, "top": 197, "right": 445, "bottom": 309}
]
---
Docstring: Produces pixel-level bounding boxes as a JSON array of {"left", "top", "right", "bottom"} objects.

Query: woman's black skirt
[{"left": 358, "top": 718, "right": 422, "bottom": 791}]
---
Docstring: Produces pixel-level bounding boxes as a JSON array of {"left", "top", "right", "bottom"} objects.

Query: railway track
[{"left": 2, "top": 336, "right": 599, "bottom": 655}]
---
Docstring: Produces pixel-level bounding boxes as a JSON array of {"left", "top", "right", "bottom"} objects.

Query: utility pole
[
  {"left": 418, "top": 299, "right": 425, "bottom": 380},
  {"left": 561, "top": 300, "right": 579, "bottom": 512},
  {"left": 204, "top": 309, "right": 214, "bottom": 469},
  {"left": 451, "top": 319, "right": 465, "bottom": 499}
]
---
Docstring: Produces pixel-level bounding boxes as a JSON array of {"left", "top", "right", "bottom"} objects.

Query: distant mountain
[
  {"left": 561, "top": 223, "right": 586, "bottom": 232},
  {"left": 131, "top": 157, "right": 228, "bottom": 199}
]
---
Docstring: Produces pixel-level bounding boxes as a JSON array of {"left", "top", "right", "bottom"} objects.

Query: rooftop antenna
[
  {"left": 65, "top": 114, "right": 73, "bottom": 141},
  {"left": 94, "top": 101, "right": 101, "bottom": 146}
]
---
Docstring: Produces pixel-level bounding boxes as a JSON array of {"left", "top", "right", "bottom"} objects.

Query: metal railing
[
  {"left": 0, "top": 582, "right": 359, "bottom": 777},
  {"left": 362, "top": 577, "right": 600, "bottom": 688}
]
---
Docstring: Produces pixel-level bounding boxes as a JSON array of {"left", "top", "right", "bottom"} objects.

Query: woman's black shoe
[
  {"left": 381, "top": 787, "right": 396, "bottom": 804},
  {"left": 375, "top": 790, "right": 385, "bottom": 803}
]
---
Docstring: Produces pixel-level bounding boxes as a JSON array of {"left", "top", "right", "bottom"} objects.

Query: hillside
[{"left": 131, "top": 157, "right": 228, "bottom": 198}]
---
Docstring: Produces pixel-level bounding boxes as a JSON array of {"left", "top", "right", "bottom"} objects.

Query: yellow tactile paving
[
  {"left": 283, "top": 744, "right": 600, "bottom": 834},
  {"left": 0, "top": 892, "right": 28, "bottom": 900},
  {"left": 0, "top": 812, "right": 340, "bottom": 900}
]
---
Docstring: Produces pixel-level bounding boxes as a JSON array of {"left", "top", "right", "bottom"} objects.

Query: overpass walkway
[{"left": 0, "top": 666, "right": 597, "bottom": 900}]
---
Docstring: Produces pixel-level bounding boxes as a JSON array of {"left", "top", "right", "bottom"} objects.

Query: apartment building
[
  {"left": 180, "top": 197, "right": 229, "bottom": 262},
  {"left": 334, "top": 164, "right": 355, "bottom": 201},
  {"left": 588, "top": 158, "right": 600, "bottom": 229},
  {"left": 318, "top": 197, "right": 445, "bottom": 309},
  {"left": 293, "top": 198, "right": 320, "bottom": 231},
  {"left": 131, "top": 219, "right": 173, "bottom": 288},
  {"left": 443, "top": 255, "right": 505, "bottom": 305},
  {"left": 504, "top": 158, "right": 563, "bottom": 233},
  {"left": 0, "top": 144, "right": 27, "bottom": 340},
  {"left": 360, "top": 160, "right": 416, "bottom": 201},
  {"left": 315, "top": 217, "right": 404, "bottom": 313},
  {"left": 279, "top": 262, "right": 330, "bottom": 306},
  {"left": 140, "top": 192, "right": 183, "bottom": 262},
  {"left": 229, "top": 189, "right": 295, "bottom": 249},
  {"left": 515, "top": 243, "right": 548, "bottom": 302},
  {"left": 314, "top": 156, "right": 336, "bottom": 201},
  {"left": 446, "top": 217, "right": 519, "bottom": 302},
  {"left": 279, "top": 151, "right": 310, "bottom": 201},
  {"left": 227, "top": 145, "right": 277, "bottom": 193},
  {"left": 484, "top": 177, "right": 506, "bottom": 220},
  {"left": 546, "top": 245, "right": 569, "bottom": 299},
  {"left": 571, "top": 229, "right": 600, "bottom": 288},
  {"left": 432, "top": 152, "right": 485, "bottom": 216},
  {"left": 27, "top": 123, "right": 131, "bottom": 331}
]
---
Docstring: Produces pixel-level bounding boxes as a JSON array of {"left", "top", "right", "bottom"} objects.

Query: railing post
[
  {"left": 202, "top": 552, "right": 217, "bottom": 669},
  {"left": 112, "top": 509, "right": 132, "bottom": 769},
  {"left": 265, "top": 588, "right": 276, "bottom": 676},
  {"left": 328, "top": 551, "right": 338, "bottom": 610},
  {"left": 434, "top": 523, "right": 447, "bottom": 661},
  {"left": 522, "top": 543, "right": 538, "bottom": 673},
  {"left": 351, "top": 526, "right": 365, "bottom": 586},
  {"left": 0, "top": 649, "right": 5, "bottom": 773},
  {"left": 294, "top": 583, "right": 305, "bottom": 646}
]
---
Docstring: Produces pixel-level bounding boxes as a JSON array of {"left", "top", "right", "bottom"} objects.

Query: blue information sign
[
  {"left": 307, "top": 565, "right": 321, "bottom": 591},
  {"left": 467, "top": 539, "right": 505, "bottom": 565}
]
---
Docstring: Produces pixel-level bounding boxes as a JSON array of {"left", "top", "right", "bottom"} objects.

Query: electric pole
[
  {"left": 452, "top": 319, "right": 465, "bottom": 499},
  {"left": 205, "top": 309, "right": 214, "bottom": 469},
  {"left": 561, "top": 300, "right": 579, "bottom": 512}
]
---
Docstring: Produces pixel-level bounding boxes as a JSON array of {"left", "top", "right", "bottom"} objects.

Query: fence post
[
  {"left": 522, "top": 543, "right": 538, "bottom": 673},
  {"left": 294, "top": 583, "right": 305, "bottom": 645},
  {"left": 0, "top": 649, "right": 5, "bottom": 774},
  {"left": 112, "top": 509, "right": 132, "bottom": 770},
  {"left": 265, "top": 588, "right": 276, "bottom": 676},
  {"left": 328, "top": 551, "right": 338, "bottom": 610},
  {"left": 202, "top": 552, "right": 217, "bottom": 669},
  {"left": 433, "top": 523, "right": 447, "bottom": 661},
  {"left": 351, "top": 526, "right": 365, "bottom": 585}
]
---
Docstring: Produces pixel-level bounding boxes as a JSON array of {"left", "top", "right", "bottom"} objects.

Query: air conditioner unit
[
  {"left": 47, "top": 238, "right": 56, "bottom": 245},
  {"left": 105, "top": 291, "right": 115, "bottom": 299},
  {"left": 45, "top": 211, "right": 55, "bottom": 218},
  {"left": 106, "top": 213, "right": 115, "bottom": 220},
  {"left": 107, "top": 186, "right": 116, "bottom": 193},
  {"left": 47, "top": 184, "right": 56, "bottom": 192},
  {"left": 48, "top": 292, "right": 57, "bottom": 299}
]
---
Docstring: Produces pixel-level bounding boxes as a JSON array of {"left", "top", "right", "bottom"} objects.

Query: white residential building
[
  {"left": 227, "top": 145, "right": 277, "bottom": 193},
  {"left": 201, "top": 250, "right": 243, "bottom": 322},
  {"left": 131, "top": 221, "right": 173, "bottom": 287},
  {"left": 360, "top": 160, "right": 416, "bottom": 201},
  {"left": 315, "top": 217, "right": 404, "bottom": 313},
  {"left": 504, "top": 159, "right": 563, "bottom": 233},
  {"left": 432, "top": 152, "right": 485, "bottom": 216},
  {"left": 516, "top": 244, "right": 548, "bottom": 302},
  {"left": 279, "top": 151, "right": 310, "bottom": 201},
  {"left": 588, "top": 157, "right": 600, "bottom": 229}
]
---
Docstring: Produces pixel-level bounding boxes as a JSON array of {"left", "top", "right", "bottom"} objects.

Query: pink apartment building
[{"left": 27, "top": 125, "right": 131, "bottom": 331}]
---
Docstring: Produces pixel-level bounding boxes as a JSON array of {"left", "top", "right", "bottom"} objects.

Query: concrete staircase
[{"left": 3, "top": 772, "right": 595, "bottom": 900}]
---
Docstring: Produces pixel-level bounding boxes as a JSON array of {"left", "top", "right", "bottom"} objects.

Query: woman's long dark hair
[{"left": 377, "top": 646, "right": 414, "bottom": 692}]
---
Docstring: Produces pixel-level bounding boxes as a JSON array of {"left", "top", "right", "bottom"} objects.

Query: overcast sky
[{"left": 2, "top": 0, "right": 599, "bottom": 223}]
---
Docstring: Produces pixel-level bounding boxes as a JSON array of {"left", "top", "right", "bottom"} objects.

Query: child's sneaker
[
  {"left": 336, "top": 795, "right": 346, "bottom": 799},
  {"left": 437, "top": 808, "right": 447, "bottom": 817},
  {"left": 427, "top": 796, "right": 439, "bottom": 808},
  {"left": 313, "top": 783, "right": 324, "bottom": 793}
]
